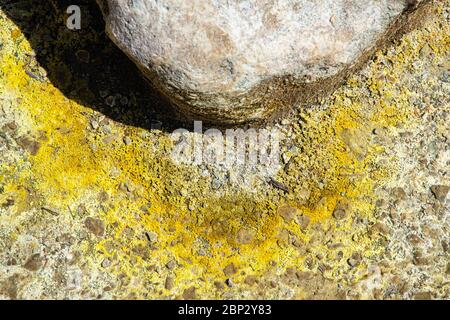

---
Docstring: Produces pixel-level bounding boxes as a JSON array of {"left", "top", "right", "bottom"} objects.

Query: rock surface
[
  {"left": 0, "top": 0, "right": 448, "bottom": 299},
  {"left": 97, "top": 0, "right": 430, "bottom": 125}
]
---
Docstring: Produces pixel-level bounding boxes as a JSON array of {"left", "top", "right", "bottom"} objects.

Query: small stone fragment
[
  {"left": 413, "top": 250, "right": 429, "bottom": 266},
  {"left": 391, "top": 187, "right": 407, "bottom": 201},
  {"left": 101, "top": 258, "right": 111, "bottom": 268},
  {"left": 214, "top": 281, "right": 225, "bottom": 290},
  {"left": 90, "top": 120, "right": 99, "bottom": 130},
  {"left": 4, "top": 121, "right": 17, "bottom": 131},
  {"left": 278, "top": 205, "right": 296, "bottom": 222},
  {"left": 223, "top": 263, "right": 237, "bottom": 277},
  {"left": 296, "top": 214, "right": 310, "bottom": 230},
  {"left": 430, "top": 185, "right": 449, "bottom": 202},
  {"left": 182, "top": 287, "right": 196, "bottom": 300},
  {"left": 165, "top": 276, "right": 175, "bottom": 290},
  {"left": 23, "top": 254, "right": 43, "bottom": 272},
  {"left": 166, "top": 260, "right": 176, "bottom": 270},
  {"left": 407, "top": 234, "right": 422, "bottom": 245},
  {"left": 236, "top": 228, "right": 254, "bottom": 245},
  {"left": 414, "top": 292, "right": 432, "bottom": 300},
  {"left": 347, "top": 253, "right": 362, "bottom": 268},
  {"left": 371, "top": 222, "right": 391, "bottom": 236},
  {"left": 17, "top": 136, "right": 41, "bottom": 156},
  {"left": 244, "top": 275, "right": 257, "bottom": 286},
  {"left": 333, "top": 207, "right": 347, "bottom": 220},
  {"left": 84, "top": 217, "right": 105, "bottom": 237},
  {"left": 123, "top": 136, "right": 132, "bottom": 146}
]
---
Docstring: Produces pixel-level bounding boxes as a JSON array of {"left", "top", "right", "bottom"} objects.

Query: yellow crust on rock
[{"left": 0, "top": 1, "right": 448, "bottom": 299}]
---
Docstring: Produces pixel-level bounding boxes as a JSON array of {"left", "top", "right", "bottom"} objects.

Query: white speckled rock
[{"left": 97, "top": 0, "right": 430, "bottom": 125}]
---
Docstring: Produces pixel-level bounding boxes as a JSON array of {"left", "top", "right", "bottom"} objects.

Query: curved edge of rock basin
[{"left": 97, "top": 0, "right": 433, "bottom": 127}]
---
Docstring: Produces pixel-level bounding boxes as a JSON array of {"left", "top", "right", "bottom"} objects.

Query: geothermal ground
[{"left": 0, "top": 1, "right": 448, "bottom": 299}]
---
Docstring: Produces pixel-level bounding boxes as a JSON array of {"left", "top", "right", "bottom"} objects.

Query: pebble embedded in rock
[
  {"left": 244, "top": 275, "right": 257, "bottom": 286},
  {"left": 333, "top": 207, "right": 347, "bottom": 220},
  {"left": 101, "top": 258, "right": 111, "bottom": 268},
  {"left": 223, "top": 263, "right": 238, "bottom": 277},
  {"left": 391, "top": 187, "right": 407, "bottom": 201},
  {"left": 5, "top": 121, "right": 17, "bottom": 131},
  {"left": 166, "top": 260, "right": 176, "bottom": 270},
  {"left": 84, "top": 217, "right": 105, "bottom": 237},
  {"left": 414, "top": 292, "right": 432, "bottom": 300},
  {"left": 90, "top": 120, "right": 99, "bottom": 130},
  {"left": 214, "top": 281, "right": 225, "bottom": 290},
  {"left": 236, "top": 228, "right": 254, "bottom": 245},
  {"left": 23, "top": 254, "right": 43, "bottom": 272},
  {"left": 278, "top": 205, "right": 296, "bottom": 223},
  {"left": 347, "top": 253, "right": 362, "bottom": 268},
  {"left": 430, "top": 185, "right": 449, "bottom": 202},
  {"left": 371, "top": 223, "right": 391, "bottom": 236},
  {"left": 165, "top": 276, "right": 175, "bottom": 290},
  {"left": 296, "top": 214, "right": 310, "bottom": 230},
  {"left": 17, "top": 136, "right": 41, "bottom": 156},
  {"left": 123, "top": 136, "right": 132, "bottom": 146},
  {"left": 182, "top": 287, "right": 196, "bottom": 300}
]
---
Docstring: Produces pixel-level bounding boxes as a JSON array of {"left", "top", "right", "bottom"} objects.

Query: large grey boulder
[{"left": 97, "top": 0, "right": 431, "bottom": 125}]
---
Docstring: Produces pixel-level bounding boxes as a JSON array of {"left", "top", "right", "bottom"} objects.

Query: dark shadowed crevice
[{"left": 0, "top": 0, "right": 186, "bottom": 132}]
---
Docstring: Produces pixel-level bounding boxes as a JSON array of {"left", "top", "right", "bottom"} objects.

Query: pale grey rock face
[{"left": 97, "top": 0, "right": 429, "bottom": 125}]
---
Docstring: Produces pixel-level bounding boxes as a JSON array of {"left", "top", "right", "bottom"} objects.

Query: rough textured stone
[
  {"left": 97, "top": 0, "right": 430, "bottom": 125},
  {"left": 0, "top": 1, "right": 448, "bottom": 299}
]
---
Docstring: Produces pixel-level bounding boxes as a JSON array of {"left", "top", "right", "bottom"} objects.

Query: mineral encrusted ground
[{"left": 0, "top": 1, "right": 448, "bottom": 299}]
